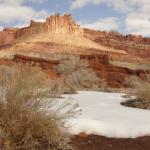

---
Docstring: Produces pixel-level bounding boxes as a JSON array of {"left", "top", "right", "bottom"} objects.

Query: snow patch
[{"left": 65, "top": 91, "right": 150, "bottom": 138}]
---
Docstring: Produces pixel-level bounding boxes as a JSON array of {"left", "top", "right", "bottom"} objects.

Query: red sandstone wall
[
  {"left": 84, "top": 29, "right": 150, "bottom": 59},
  {"left": 15, "top": 13, "right": 83, "bottom": 39},
  {"left": 10, "top": 54, "right": 150, "bottom": 88},
  {"left": 0, "top": 28, "right": 16, "bottom": 47}
]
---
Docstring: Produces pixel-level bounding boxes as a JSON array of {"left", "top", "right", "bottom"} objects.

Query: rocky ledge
[{"left": 15, "top": 13, "right": 83, "bottom": 39}]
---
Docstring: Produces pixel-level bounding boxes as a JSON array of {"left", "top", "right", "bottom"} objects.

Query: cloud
[
  {"left": 124, "top": 1, "right": 150, "bottom": 36},
  {"left": 125, "top": 5, "right": 150, "bottom": 36},
  {"left": 0, "top": 0, "right": 48, "bottom": 26},
  {"left": 0, "top": 0, "right": 24, "bottom": 6},
  {"left": 71, "top": 0, "right": 149, "bottom": 12},
  {"left": 71, "top": 0, "right": 89, "bottom": 9},
  {"left": 0, "top": 0, "right": 47, "bottom": 5},
  {"left": 0, "top": 26, "right": 3, "bottom": 31},
  {"left": 71, "top": 0, "right": 129, "bottom": 12},
  {"left": 79, "top": 17, "right": 119, "bottom": 31},
  {"left": 71, "top": 0, "right": 150, "bottom": 36},
  {"left": 0, "top": 5, "right": 48, "bottom": 24}
]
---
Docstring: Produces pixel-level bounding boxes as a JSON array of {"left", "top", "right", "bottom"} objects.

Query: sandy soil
[{"left": 71, "top": 134, "right": 150, "bottom": 150}]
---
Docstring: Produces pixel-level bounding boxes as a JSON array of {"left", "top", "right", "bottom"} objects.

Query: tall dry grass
[
  {"left": 54, "top": 55, "right": 99, "bottom": 93},
  {"left": 0, "top": 64, "right": 79, "bottom": 150},
  {"left": 124, "top": 75, "right": 150, "bottom": 109},
  {"left": 128, "top": 76, "right": 150, "bottom": 101}
]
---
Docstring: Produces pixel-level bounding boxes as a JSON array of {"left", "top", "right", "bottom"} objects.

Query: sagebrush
[
  {"left": 0, "top": 64, "right": 79, "bottom": 150},
  {"left": 54, "top": 55, "right": 99, "bottom": 93},
  {"left": 125, "top": 75, "right": 150, "bottom": 109}
]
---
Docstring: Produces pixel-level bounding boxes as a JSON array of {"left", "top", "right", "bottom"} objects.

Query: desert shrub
[
  {"left": 124, "top": 75, "right": 150, "bottom": 109},
  {"left": 54, "top": 55, "right": 99, "bottom": 92},
  {"left": 109, "top": 30, "right": 121, "bottom": 36},
  {"left": 0, "top": 64, "right": 79, "bottom": 150},
  {"left": 128, "top": 76, "right": 150, "bottom": 101}
]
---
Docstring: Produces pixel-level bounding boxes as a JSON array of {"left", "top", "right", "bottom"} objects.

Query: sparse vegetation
[
  {"left": 122, "top": 75, "right": 150, "bottom": 109},
  {"left": 54, "top": 55, "right": 99, "bottom": 93},
  {"left": 128, "top": 76, "right": 150, "bottom": 100},
  {"left": 110, "top": 61, "right": 150, "bottom": 70},
  {"left": 109, "top": 30, "right": 122, "bottom": 36},
  {"left": 0, "top": 64, "right": 79, "bottom": 150}
]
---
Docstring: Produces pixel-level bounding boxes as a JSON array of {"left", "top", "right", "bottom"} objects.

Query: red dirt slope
[{"left": 72, "top": 134, "right": 150, "bottom": 150}]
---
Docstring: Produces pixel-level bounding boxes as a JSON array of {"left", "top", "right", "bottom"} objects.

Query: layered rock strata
[
  {"left": 9, "top": 54, "right": 150, "bottom": 88},
  {"left": 15, "top": 13, "right": 83, "bottom": 39}
]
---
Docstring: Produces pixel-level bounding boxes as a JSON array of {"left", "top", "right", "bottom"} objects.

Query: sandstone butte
[{"left": 0, "top": 13, "right": 150, "bottom": 88}]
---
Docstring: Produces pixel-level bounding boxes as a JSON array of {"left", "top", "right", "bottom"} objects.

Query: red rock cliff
[
  {"left": 0, "top": 28, "right": 17, "bottom": 47},
  {"left": 15, "top": 13, "right": 83, "bottom": 39},
  {"left": 11, "top": 54, "right": 150, "bottom": 88},
  {"left": 84, "top": 29, "right": 150, "bottom": 59}
]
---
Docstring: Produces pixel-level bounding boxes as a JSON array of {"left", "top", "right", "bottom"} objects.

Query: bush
[
  {"left": 124, "top": 75, "right": 150, "bottom": 109},
  {"left": 109, "top": 30, "right": 121, "bottom": 36},
  {"left": 128, "top": 76, "right": 150, "bottom": 101},
  {"left": 0, "top": 64, "right": 79, "bottom": 150},
  {"left": 54, "top": 55, "right": 99, "bottom": 93}
]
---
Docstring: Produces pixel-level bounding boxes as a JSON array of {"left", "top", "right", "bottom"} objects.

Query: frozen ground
[{"left": 64, "top": 91, "right": 150, "bottom": 138}]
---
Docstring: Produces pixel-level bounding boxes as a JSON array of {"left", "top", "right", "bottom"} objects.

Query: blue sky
[{"left": 0, "top": 0, "right": 149, "bottom": 36}]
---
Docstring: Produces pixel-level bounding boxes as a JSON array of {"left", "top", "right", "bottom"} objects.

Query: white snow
[{"left": 65, "top": 91, "right": 150, "bottom": 138}]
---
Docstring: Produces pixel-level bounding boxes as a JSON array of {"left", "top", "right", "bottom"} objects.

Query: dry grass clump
[
  {"left": 54, "top": 55, "right": 99, "bottom": 93},
  {"left": 128, "top": 76, "right": 150, "bottom": 101},
  {"left": 123, "top": 75, "right": 150, "bottom": 109},
  {"left": 109, "top": 30, "right": 122, "bottom": 36},
  {"left": 0, "top": 64, "right": 79, "bottom": 150}
]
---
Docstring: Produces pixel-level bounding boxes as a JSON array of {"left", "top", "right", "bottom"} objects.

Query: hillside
[
  {"left": 0, "top": 13, "right": 127, "bottom": 58},
  {"left": 0, "top": 13, "right": 149, "bottom": 88},
  {"left": 0, "top": 14, "right": 149, "bottom": 61}
]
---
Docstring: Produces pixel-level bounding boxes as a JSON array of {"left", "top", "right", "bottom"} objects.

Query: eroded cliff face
[
  {"left": 8, "top": 54, "right": 150, "bottom": 88},
  {"left": 84, "top": 29, "right": 150, "bottom": 59},
  {"left": 0, "top": 13, "right": 149, "bottom": 88},
  {"left": 0, "top": 13, "right": 149, "bottom": 62},
  {"left": 0, "top": 28, "right": 17, "bottom": 47},
  {"left": 15, "top": 13, "right": 83, "bottom": 39}
]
